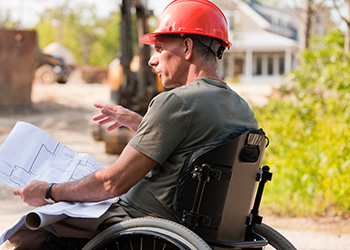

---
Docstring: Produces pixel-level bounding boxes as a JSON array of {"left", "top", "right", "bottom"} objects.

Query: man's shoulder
[
  {"left": 165, "top": 78, "right": 210, "bottom": 96},
  {"left": 153, "top": 77, "right": 232, "bottom": 105},
  {"left": 153, "top": 83, "right": 196, "bottom": 101}
]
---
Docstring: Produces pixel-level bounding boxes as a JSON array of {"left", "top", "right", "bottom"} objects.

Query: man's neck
[{"left": 186, "top": 64, "right": 220, "bottom": 84}]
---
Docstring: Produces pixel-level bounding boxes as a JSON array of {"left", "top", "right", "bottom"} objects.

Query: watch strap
[{"left": 45, "top": 183, "right": 56, "bottom": 204}]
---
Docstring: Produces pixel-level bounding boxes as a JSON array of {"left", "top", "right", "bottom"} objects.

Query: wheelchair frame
[
  {"left": 184, "top": 164, "right": 272, "bottom": 249},
  {"left": 82, "top": 128, "right": 296, "bottom": 250}
]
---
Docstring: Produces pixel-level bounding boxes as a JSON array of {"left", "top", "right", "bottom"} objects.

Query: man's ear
[{"left": 183, "top": 38, "right": 194, "bottom": 60}]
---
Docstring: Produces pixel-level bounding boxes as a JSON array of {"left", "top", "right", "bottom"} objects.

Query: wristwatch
[{"left": 45, "top": 183, "right": 56, "bottom": 204}]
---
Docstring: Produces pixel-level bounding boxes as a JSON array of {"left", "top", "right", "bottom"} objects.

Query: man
[{"left": 2, "top": 0, "right": 258, "bottom": 249}]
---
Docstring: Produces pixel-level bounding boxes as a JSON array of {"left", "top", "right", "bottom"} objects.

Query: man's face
[{"left": 148, "top": 37, "right": 189, "bottom": 89}]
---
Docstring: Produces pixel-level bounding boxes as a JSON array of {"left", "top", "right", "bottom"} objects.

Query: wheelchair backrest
[{"left": 172, "top": 127, "right": 267, "bottom": 243}]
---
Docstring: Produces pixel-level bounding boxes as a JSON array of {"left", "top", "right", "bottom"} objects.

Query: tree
[
  {"left": 62, "top": 4, "right": 101, "bottom": 65},
  {"left": 0, "top": 9, "right": 18, "bottom": 29},
  {"left": 299, "top": 0, "right": 314, "bottom": 50},
  {"left": 332, "top": 0, "right": 350, "bottom": 53},
  {"left": 257, "top": 0, "right": 283, "bottom": 6},
  {"left": 89, "top": 11, "right": 121, "bottom": 66},
  {"left": 35, "top": 4, "right": 122, "bottom": 66},
  {"left": 35, "top": 16, "right": 58, "bottom": 49},
  {"left": 287, "top": 0, "right": 334, "bottom": 51}
]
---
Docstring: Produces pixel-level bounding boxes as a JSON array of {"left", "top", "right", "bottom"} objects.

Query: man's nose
[{"left": 148, "top": 52, "right": 158, "bottom": 67}]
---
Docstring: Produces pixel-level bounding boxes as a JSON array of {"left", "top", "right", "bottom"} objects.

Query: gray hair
[
  {"left": 191, "top": 37, "right": 217, "bottom": 67},
  {"left": 155, "top": 34, "right": 219, "bottom": 68}
]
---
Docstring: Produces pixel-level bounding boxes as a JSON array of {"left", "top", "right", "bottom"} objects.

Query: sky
[
  {"left": 0, "top": 0, "right": 347, "bottom": 30},
  {"left": 0, "top": 0, "right": 173, "bottom": 28}
]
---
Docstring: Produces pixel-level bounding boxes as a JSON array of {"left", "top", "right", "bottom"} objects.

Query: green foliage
[
  {"left": 256, "top": 29, "right": 350, "bottom": 217},
  {"left": 36, "top": 17, "right": 57, "bottom": 48},
  {"left": 35, "top": 4, "right": 122, "bottom": 66},
  {"left": 0, "top": 9, "right": 20, "bottom": 29},
  {"left": 89, "top": 12, "right": 121, "bottom": 66}
]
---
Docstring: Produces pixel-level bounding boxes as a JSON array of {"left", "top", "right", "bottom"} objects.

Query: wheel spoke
[
  {"left": 115, "top": 241, "right": 120, "bottom": 250},
  {"left": 129, "top": 238, "right": 134, "bottom": 250},
  {"left": 85, "top": 218, "right": 212, "bottom": 249}
]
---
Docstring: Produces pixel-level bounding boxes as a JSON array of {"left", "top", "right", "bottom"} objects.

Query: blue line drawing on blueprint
[
  {"left": 0, "top": 121, "right": 103, "bottom": 188},
  {"left": 0, "top": 141, "right": 60, "bottom": 188}
]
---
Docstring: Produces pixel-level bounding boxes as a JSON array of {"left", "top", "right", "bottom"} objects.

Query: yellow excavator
[{"left": 93, "top": 0, "right": 163, "bottom": 154}]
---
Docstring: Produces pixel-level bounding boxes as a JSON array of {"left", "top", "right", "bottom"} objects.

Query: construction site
[{"left": 1, "top": 0, "right": 350, "bottom": 249}]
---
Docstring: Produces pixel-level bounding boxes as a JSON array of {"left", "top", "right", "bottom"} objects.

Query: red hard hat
[{"left": 140, "top": 0, "right": 231, "bottom": 49}]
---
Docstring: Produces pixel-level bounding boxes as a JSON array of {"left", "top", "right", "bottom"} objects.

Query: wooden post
[{"left": 0, "top": 29, "right": 37, "bottom": 110}]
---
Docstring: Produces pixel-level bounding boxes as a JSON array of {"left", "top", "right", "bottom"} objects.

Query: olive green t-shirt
[{"left": 119, "top": 77, "right": 258, "bottom": 221}]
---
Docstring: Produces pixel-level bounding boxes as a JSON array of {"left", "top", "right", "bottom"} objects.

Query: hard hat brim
[
  {"left": 140, "top": 32, "right": 231, "bottom": 49},
  {"left": 139, "top": 32, "right": 157, "bottom": 45}
]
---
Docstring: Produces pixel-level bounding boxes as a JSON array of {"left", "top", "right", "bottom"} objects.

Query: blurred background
[{"left": 0, "top": 0, "right": 350, "bottom": 249}]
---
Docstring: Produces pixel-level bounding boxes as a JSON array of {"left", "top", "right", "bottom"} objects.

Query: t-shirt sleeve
[{"left": 128, "top": 92, "right": 191, "bottom": 165}]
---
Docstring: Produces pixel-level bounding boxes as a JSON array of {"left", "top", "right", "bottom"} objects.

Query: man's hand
[
  {"left": 92, "top": 103, "right": 143, "bottom": 132},
  {"left": 13, "top": 180, "right": 50, "bottom": 207}
]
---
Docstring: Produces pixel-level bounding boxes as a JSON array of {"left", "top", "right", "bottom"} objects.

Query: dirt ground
[{"left": 1, "top": 73, "right": 350, "bottom": 249}]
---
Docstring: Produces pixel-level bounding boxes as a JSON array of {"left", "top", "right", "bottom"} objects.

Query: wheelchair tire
[
  {"left": 254, "top": 223, "right": 297, "bottom": 250},
  {"left": 82, "top": 217, "right": 211, "bottom": 250}
]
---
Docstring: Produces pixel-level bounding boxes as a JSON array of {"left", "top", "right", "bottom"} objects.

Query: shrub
[{"left": 256, "top": 29, "right": 350, "bottom": 217}]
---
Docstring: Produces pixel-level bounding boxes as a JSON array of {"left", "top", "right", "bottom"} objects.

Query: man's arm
[{"left": 13, "top": 145, "right": 157, "bottom": 207}]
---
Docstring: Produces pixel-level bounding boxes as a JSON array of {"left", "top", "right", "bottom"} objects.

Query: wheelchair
[{"left": 82, "top": 127, "right": 297, "bottom": 250}]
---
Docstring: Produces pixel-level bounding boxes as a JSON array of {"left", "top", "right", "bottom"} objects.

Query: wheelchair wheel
[
  {"left": 82, "top": 217, "right": 211, "bottom": 250},
  {"left": 254, "top": 223, "right": 296, "bottom": 250}
]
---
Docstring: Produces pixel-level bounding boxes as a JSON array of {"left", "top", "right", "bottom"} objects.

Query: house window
[
  {"left": 234, "top": 58, "right": 244, "bottom": 75},
  {"left": 279, "top": 56, "right": 285, "bottom": 75},
  {"left": 268, "top": 56, "right": 273, "bottom": 75},
  {"left": 255, "top": 56, "right": 262, "bottom": 75}
]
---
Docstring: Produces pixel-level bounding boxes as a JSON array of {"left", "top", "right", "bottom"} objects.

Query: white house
[{"left": 214, "top": 0, "right": 299, "bottom": 84}]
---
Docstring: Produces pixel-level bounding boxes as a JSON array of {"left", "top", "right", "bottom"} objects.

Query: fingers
[
  {"left": 94, "top": 103, "right": 104, "bottom": 108},
  {"left": 13, "top": 187, "right": 23, "bottom": 197},
  {"left": 12, "top": 181, "right": 50, "bottom": 207},
  {"left": 93, "top": 104, "right": 118, "bottom": 122},
  {"left": 98, "top": 117, "right": 114, "bottom": 125},
  {"left": 92, "top": 114, "right": 102, "bottom": 121},
  {"left": 93, "top": 115, "right": 121, "bottom": 130},
  {"left": 101, "top": 108, "right": 117, "bottom": 118},
  {"left": 93, "top": 103, "right": 130, "bottom": 131},
  {"left": 92, "top": 113, "right": 107, "bottom": 121},
  {"left": 94, "top": 103, "right": 118, "bottom": 112},
  {"left": 107, "top": 123, "right": 122, "bottom": 131},
  {"left": 103, "top": 104, "right": 119, "bottom": 112}
]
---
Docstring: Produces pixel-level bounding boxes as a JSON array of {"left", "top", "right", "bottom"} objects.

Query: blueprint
[
  {"left": 0, "top": 121, "right": 115, "bottom": 245},
  {"left": 0, "top": 121, "right": 103, "bottom": 188}
]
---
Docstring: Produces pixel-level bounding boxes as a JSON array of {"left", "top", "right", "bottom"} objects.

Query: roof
[
  {"left": 235, "top": 0, "right": 270, "bottom": 29},
  {"left": 231, "top": 30, "right": 298, "bottom": 52},
  {"left": 227, "top": 0, "right": 298, "bottom": 40}
]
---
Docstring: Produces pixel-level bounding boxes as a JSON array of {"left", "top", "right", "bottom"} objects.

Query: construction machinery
[
  {"left": 35, "top": 42, "right": 76, "bottom": 84},
  {"left": 95, "top": 0, "right": 163, "bottom": 154},
  {"left": 35, "top": 52, "right": 72, "bottom": 84}
]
